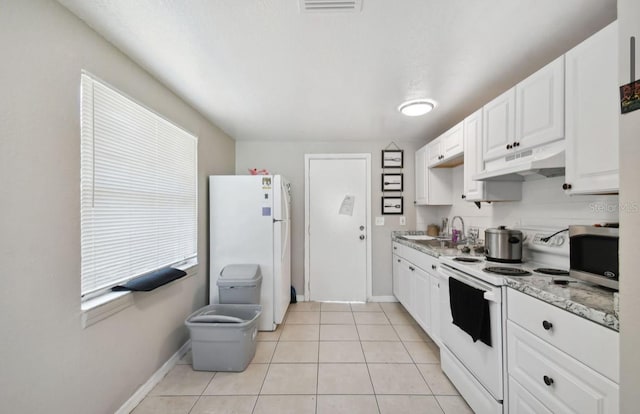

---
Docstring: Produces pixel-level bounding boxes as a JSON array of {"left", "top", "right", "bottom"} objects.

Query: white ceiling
[{"left": 58, "top": 0, "right": 616, "bottom": 142}]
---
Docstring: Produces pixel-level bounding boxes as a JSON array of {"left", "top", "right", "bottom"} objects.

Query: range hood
[{"left": 473, "top": 147, "right": 565, "bottom": 182}]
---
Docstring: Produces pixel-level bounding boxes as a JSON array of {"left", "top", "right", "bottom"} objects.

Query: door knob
[
  {"left": 359, "top": 235, "right": 365, "bottom": 240},
  {"left": 359, "top": 225, "right": 365, "bottom": 230}
]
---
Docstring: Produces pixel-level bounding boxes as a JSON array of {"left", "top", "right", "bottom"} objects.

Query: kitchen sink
[{"left": 414, "top": 239, "right": 457, "bottom": 249}]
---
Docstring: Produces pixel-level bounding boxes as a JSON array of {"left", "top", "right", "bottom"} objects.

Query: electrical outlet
[
  {"left": 399, "top": 216, "right": 406, "bottom": 225},
  {"left": 375, "top": 217, "right": 385, "bottom": 226}
]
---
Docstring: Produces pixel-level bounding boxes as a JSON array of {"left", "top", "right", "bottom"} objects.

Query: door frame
[{"left": 304, "top": 153, "right": 372, "bottom": 302}]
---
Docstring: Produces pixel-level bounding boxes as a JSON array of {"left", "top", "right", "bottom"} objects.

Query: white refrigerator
[{"left": 209, "top": 175, "right": 291, "bottom": 331}]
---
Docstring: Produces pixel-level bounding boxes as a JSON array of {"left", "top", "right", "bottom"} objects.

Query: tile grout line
[{"left": 355, "top": 309, "right": 382, "bottom": 414}]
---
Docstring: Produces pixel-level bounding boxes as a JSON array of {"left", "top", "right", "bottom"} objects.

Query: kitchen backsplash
[{"left": 416, "top": 165, "right": 620, "bottom": 236}]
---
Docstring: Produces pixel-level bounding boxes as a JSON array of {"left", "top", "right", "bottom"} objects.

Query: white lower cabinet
[
  {"left": 412, "top": 266, "right": 431, "bottom": 332},
  {"left": 508, "top": 377, "right": 553, "bottom": 414},
  {"left": 506, "top": 288, "right": 619, "bottom": 414},
  {"left": 392, "top": 254, "right": 400, "bottom": 299},
  {"left": 391, "top": 242, "right": 441, "bottom": 344}
]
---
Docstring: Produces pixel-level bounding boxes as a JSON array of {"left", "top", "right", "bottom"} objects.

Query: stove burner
[
  {"left": 454, "top": 257, "right": 482, "bottom": 263},
  {"left": 483, "top": 266, "right": 532, "bottom": 276},
  {"left": 534, "top": 268, "right": 570, "bottom": 276}
]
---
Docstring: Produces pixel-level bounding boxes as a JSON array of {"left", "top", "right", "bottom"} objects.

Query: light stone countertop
[
  {"left": 504, "top": 275, "right": 619, "bottom": 332},
  {"left": 391, "top": 231, "right": 619, "bottom": 332}
]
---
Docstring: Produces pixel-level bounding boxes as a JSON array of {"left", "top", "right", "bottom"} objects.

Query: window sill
[{"left": 81, "top": 259, "right": 199, "bottom": 329}]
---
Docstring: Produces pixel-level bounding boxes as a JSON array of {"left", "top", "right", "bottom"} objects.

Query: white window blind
[{"left": 81, "top": 73, "right": 198, "bottom": 297}]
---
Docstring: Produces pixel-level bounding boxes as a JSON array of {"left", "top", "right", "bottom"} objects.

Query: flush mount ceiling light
[{"left": 398, "top": 99, "right": 437, "bottom": 116}]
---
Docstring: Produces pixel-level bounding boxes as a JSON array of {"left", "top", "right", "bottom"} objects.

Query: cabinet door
[
  {"left": 429, "top": 273, "right": 440, "bottom": 345},
  {"left": 412, "top": 266, "right": 431, "bottom": 332},
  {"left": 414, "top": 145, "right": 427, "bottom": 205},
  {"left": 483, "top": 89, "right": 515, "bottom": 162},
  {"left": 565, "top": 21, "right": 619, "bottom": 194},
  {"left": 463, "top": 109, "right": 485, "bottom": 201},
  {"left": 398, "top": 258, "right": 413, "bottom": 311},
  {"left": 427, "top": 139, "right": 442, "bottom": 167},
  {"left": 515, "top": 56, "right": 565, "bottom": 149},
  {"left": 508, "top": 377, "right": 553, "bottom": 414},
  {"left": 464, "top": 109, "right": 522, "bottom": 202},
  {"left": 392, "top": 254, "right": 401, "bottom": 300},
  {"left": 507, "top": 321, "right": 619, "bottom": 414},
  {"left": 441, "top": 121, "right": 464, "bottom": 160}
]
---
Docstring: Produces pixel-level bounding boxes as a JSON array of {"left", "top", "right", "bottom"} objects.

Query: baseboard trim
[
  {"left": 369, "top": 295, "right": 399, "bottom": 302},
  {"left": 293, "top": 295, "right": 398, "bottom": 303},
  {"left": 115, "top": 340, "right": 191, "bottom": 414}
]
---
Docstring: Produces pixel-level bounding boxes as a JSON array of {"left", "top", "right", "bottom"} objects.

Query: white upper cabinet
[
  {"left": 483, "top": 57, "right": 564, "bottom": 163},
  {"left": 464, "top": 109, "right": 485, "bottom": 201},
  {"left": 414, "top": 145, "right": 427, "bottom": 205},
  {"left": 426, "top": 139, "right": 442, "bottom": 167},
  {"left": 464, "top": 109, "right": 521, "bottom": 201},
  {"left": 414, "top": 143, "right": 453, "bottom": 206},
  {"left": 515, "top": 56, "right": 565, "bottom": 149},
  {"left": 564, "top": 21, "right": 619, "bottom": 195},
  {"left": 428, "top": 121, "right": 464, "bottom": 167},
  {"left": 483, "top": 89, "right": 516, "bottom": 161}
]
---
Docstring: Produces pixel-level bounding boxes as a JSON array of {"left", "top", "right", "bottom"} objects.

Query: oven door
[{"left": 439, "top": 264, "right": 504, "bottom": 401}]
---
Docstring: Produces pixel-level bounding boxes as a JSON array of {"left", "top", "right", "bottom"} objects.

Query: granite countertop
[
  {"left": 391, "top": 230, "right": 478, "bottom": 258},
  {"left": 504, "top": 275, "right": 619, "bottom": 332},
  {"left": 391, "top": 230, "right": 619, "bottom": 332}
]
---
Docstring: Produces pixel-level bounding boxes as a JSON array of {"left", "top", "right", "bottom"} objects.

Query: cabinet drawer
[
  {"left": 392, "top": 241, "right": 405, "bottom": 257},
  {"left": 507, "top": 289, "right": 618, "bottom": 382},
  {"left": 507, "top": 321, "right": 618, "bottom": 414},
  {"left": 403, "top": 246, "right": 439, "bottom": 273}
]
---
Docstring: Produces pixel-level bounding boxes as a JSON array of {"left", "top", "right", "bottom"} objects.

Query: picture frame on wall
[
  {"left": 382, "top": 196, "right": 403, "bottom": 215},
  {"left": 381, "top": 173, "right": 403, "bottom": 192},
  {"left": 381, "top": 149, "right": 403, "bottom": 168}
]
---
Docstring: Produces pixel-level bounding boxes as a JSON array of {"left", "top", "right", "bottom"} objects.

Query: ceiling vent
[{"left": 300, "top": 0, "right": 363, "bottom": 13}]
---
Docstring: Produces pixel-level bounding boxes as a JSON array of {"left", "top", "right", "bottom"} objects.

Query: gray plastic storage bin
[
  {"left": 217, "top": 264, "right": 262, "bottom": 304},
  {"left": 185, "top": 304, "right": 262, "bottom": 372}
]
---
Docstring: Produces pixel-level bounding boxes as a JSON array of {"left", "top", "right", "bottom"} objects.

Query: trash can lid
[{"left": 219, "top": 264, "right": 262, "bottom": 285}]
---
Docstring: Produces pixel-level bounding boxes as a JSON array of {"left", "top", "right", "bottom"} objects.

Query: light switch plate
[
  {"left": 375, "top": 217, "right": 385, "bottom": 226},
  {"left": 399, "top": 216, "right": 406, "bottom": 225}
]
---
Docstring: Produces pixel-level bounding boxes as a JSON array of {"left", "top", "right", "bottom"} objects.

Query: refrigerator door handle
[{"left": 282, "top": 181, "right": 291, "bottom": 221}]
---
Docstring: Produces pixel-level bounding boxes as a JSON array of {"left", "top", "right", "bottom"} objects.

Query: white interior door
[{"left": 305, "top": 154, "right": 371, "bottom": 302}]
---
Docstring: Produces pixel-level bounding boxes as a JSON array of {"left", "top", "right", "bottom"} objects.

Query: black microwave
[{"left": 569, "top": 225, "right": 619, "bottom": 290}]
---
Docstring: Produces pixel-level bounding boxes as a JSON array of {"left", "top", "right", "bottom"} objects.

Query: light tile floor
[{"left": 133, "top": 302, "right": 474, "bottom": 414}]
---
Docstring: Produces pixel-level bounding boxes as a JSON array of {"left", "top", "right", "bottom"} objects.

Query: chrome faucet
[{"left": 451, "top": 216, "right": 465, "bottom": 243}]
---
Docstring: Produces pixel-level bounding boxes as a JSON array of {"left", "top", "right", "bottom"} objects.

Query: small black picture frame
[
  {"left": 382, "top": 149, "right": 404, "bottom": 168},
  {"left": 382, "top": 173, "right": 403, "bottom": 192},
  {"left": 382, "top": 196, "right": 403, "bottom": 215}
]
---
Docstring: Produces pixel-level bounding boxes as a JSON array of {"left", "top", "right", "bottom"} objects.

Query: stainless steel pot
[{"left": 485, "top": 226, "right": 523, "bottom": 263}]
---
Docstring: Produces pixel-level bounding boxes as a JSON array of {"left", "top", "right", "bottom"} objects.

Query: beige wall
[
  {"left": 236, "top": 140, "right": 421, "bottom": 297},
  {"left": 618, "top": 0, "right": 640, "bottom": 411},
  {"left": 0, "top": 1, "right": 235, "bottom": 413}
]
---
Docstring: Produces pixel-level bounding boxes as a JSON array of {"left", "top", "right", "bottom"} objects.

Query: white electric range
[{"left": 436, "top": 226, "right": 571, "bottom": 414}]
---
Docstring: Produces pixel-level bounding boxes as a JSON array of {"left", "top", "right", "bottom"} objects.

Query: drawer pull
[
  {"left": 431, "top": 264, "right": 437, "bottom": 270},
  {"left": 409, "top": 266, "right": 415, "bottom": 271},
  {"left": 543, "top": 375, "right": 554, "bottom": 386},
  {"left": 542, "top": 320, "right": 553, "bottom": 330}
]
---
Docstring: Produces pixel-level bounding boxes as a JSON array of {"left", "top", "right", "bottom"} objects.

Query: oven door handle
[{"left": 441, "top": 264, "right": 502, "bottom": 304}]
